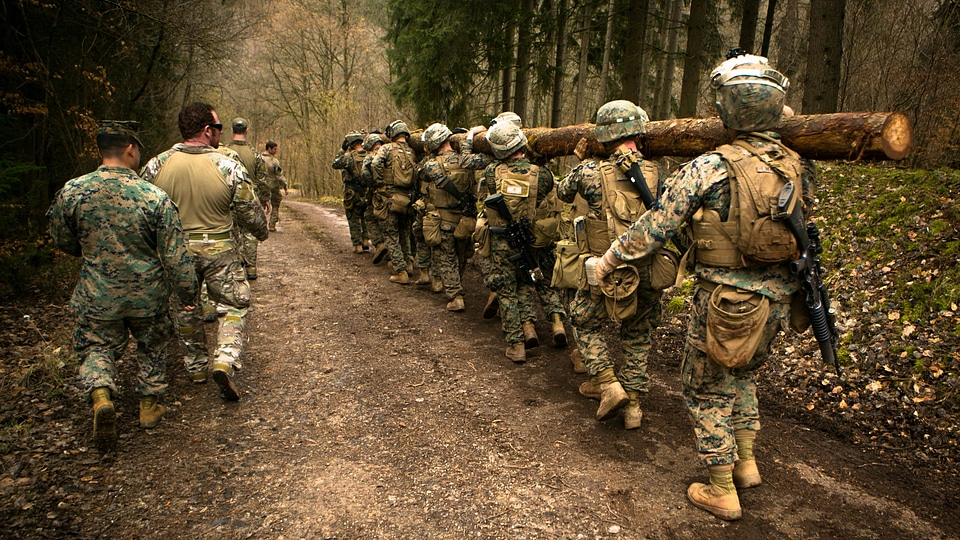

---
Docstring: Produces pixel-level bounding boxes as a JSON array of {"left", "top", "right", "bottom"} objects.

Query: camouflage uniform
[
  {"left": 556, "top": 154, "right": 662, "bottom": 393},
  {"left": 607, "top": 132, "right": 812, "bottom": 466},
  {"left": 141, "top": 143, "right": 268, "bottom": 378},
  {"left": 370, "top": 139, "right": 416, "bottom": 275},
  {"left": 360, "top": 151, "right": 385, "bottom": 248},
  {"left": 227, "top": 140, "right": 268, "bottom": 278},
  {"left": 480, "top": 157, "right": 555, "bottom": 347},
  {"left": 262, "top": 151, "right": 287, "bottom": 231},
  {"left": 332, "top": 147, "right": 369, "bottom": 249},
  {"left": 47, "top": 165, "right": 197, "bottom": 399}
]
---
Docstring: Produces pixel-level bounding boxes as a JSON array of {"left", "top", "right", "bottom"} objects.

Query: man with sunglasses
[{"left": 141, "top": 102, "right": 268, "bottom": 402}]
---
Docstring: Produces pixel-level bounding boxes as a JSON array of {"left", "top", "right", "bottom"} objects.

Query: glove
[
  {"left": 573, "top": 137, "right": 589, "bottom": 161},
  {"left": 594, "top": 249, "right": 623, "bottom": 289}
]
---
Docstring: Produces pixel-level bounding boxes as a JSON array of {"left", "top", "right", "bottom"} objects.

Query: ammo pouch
[
  {"left": 599, "top": 264, "right": 641, "bottom": 321},
  {"left": 389, "top": 192, "right": 412, "bottom": 215},
  {"left": 473, "top": 216, "right": 491, "bottom": 257},
  {"left": 532, "top": 216, "right": 559, "bottom": 248},
  {"left": 705, "top": 285, "right": 771, "bottom": 368},
  {"left": 650, "top": 248, "right": 680, "bottom": 291},
  {"left": 454, "top": 216, "right": 477, "bottom": 240},
  {"left": 550, "top": 239, "right": 581, "bottom": 289},
  {"left": 372, "top": 191, "right": 389, "bottom": 220},
  {"left": 422, "top": 210, "right": 442, "bottom": 246}
]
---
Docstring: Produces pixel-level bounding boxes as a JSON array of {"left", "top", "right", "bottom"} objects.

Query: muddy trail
[{"left": 3, "top": 196, "right": 959, "bottom": 539}]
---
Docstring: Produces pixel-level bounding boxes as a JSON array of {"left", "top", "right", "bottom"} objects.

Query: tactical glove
[{"left": 595, "top": 249, "right": 623, "bottom": 290}]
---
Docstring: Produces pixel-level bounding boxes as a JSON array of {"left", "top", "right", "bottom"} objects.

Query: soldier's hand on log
[
  {"left": 574, "top": 137, "right": 589, "bottom": 161},
  {"left": 595, "top": 249, "right": 622, "bottom": 289}
]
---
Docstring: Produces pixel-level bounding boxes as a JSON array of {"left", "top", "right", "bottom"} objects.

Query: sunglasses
[{"left": 207, "top": 123, "right": 223, "bottom": 131}]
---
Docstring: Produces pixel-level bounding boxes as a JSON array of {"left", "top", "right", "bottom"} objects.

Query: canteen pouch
[
  {"left": 389, "top": 192, "right": 412, "bottom": 215},
  {"left": 705, "top": 285, "right": 770, "bottom": 368},
  {"left": 372, "top": 191, "right": 389, "bottom": 220},
  {"left": 422, "top": 211, "right": 442, "bottom": 246},
  {"left": 650, "top": 248, "right": 680, "bottom": 291},
  {"left": 454, "top": 216, "right": 477, "bottom": 240},
  {"left": 550, "top": 239, "right": 582, "bottom": 289},
  {"left": 600, "top": 265, "right": 640, "bottom": 321},
  {"left": 473, "top": 216, "right": 491, "bottom": 257}
]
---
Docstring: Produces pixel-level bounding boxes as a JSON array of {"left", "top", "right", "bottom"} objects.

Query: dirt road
[{"left": 12, "top": 198, "right": 959, "bottom": 539}]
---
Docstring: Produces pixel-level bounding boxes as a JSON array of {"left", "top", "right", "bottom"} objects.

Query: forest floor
[{"left": 1, "top": 195, "right": 958, "bottom": 539}]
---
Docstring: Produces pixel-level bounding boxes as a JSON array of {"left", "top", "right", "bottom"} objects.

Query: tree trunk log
[{"left": 409, "top": 112, "right": 912, "bottom": 161}]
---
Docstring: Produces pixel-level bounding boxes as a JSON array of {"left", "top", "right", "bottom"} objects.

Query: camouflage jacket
[
  {"left": 609, "top": 132, "right": 814, "bottom": 301},
  {"left": 47, "top": 165, "right": 198, "bottom": 319},
  {"left": 458, "top": 136, "right": 494, "bottom": 171},
  {"left": 369, "top": 140, "right": 415, "bottom": 191},
  {"left": 332, "top": 149, "right": 366, "bottom": 188},
  {"left": 140, "top": 143, "right": 268, "bottom": 241},
  {"left": 262, "top": 152, "right": 287, "bottom": 191},
  {"left": 227, "top": 140, "right": 269, "bottom": 203}
]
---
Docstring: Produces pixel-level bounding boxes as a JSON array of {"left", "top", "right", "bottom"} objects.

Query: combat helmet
[
  {"left": 486, "top": 121, "right": 527, "bottom": 159},
  {"left": 422, "top": 123, "right": 452, "bottom": 152},
  {"left": 489, "top": 111, "right": 522, "bottom": 128},
  {"left": 710, "top": 50, "right": 789, "bottom": 132},
  {"left": 385, "top": 120, "right": 410, "bottom": 140},
  {"left": 594, "top": 100, "right": 649, "bottom": 143},
  {"left": 362, "top": 133, "right": 386, "bottom": 152},
  {"left": 342, "top": 130, "right": 364, "bottom": 150}
]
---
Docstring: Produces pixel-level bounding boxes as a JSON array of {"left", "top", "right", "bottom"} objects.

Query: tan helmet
[
  {"left": 362, "top": 133, "right": 386, "bottom": 151},
  {"left": 342, "top": 130, "right": 364, "bottom": 150},
  {"left": 422, "top": 123, "right": 452, "bottom": 152},
  {"left": 486, "top": 121, "right": 527, "bottom": 159},
  {"left": 594, "top": 100, "right": 649, "bottom": 143},
  {"left": 710, "top": 52, "right": 789, "bottom": 132},
  {"left": 385, "top": 120, "right": 410, "bottom": 140},
  {"left": 489, "top": 111, "right": 522, "bottom": 128}
]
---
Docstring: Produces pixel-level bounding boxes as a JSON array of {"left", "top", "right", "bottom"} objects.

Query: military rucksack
[
  {"left": 485, "top": 163, "right": 539, "bottom": 228},
  {"left": 384, "top": 143, "right": 415, "bottom": 188}
]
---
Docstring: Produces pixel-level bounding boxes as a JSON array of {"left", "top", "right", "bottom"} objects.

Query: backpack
[{"left": 389, "top": 144, "right": 415, "bottom": 188}]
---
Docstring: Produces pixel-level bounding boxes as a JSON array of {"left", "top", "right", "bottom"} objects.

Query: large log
[{"left": 407, "top": 112, "right": 912, "bottom": 161}]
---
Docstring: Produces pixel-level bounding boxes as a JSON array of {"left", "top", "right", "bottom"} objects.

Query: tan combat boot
[
  {"left": 416, "top": 268, "right": 432, "bottom": 285},
  {"left": 570, "top": 348, "right": 587, "bottom": 374},
  {"left": 139, "top": 395, "right": 166, "bottom": 429},
  {"left": 389, "top": 270, "right": 410, "bottom": 284},
  {"left": 372, "top": 243, "right": 388, "bottom": 264},
  {"left": 211, "top": 363, "right": 240, "bottom": 401},
  {"left": 594, "top": 367, "right": 629, "bottom": 420},
  {"left": 431, "top": 277, "right": 444, "bottom": 293},
  {"left": 90, "top": 387, "right": 116, "bottom": 448},
  {"left": 505, "top": 342, "right": 526, "bottom": 363},
  {"left": 733, "top": 429, "right": 762, "bottom": 488},
  {"left": 482, "top": 292, "right": 499, "bottom": 319},
  {"left": 353, "top": 245, "right": 364, "bottom": 254},
  {"left": 446, "top": 297, "right": 465, "bottom": 312},
  {"left": 550, "top": 313, "right": 567, "bottom": 348},
  {"left": 522, "top": 321, "right": 539, "bottom": 349},
  {"left": 687, "top": 464, "right": 742, "bottom": 521},
  {"left": 623, "top": 390, "right": 642, "bottom": 430},
  {"left": 578, "top": 376, "right": 602, "bottom": 400}
]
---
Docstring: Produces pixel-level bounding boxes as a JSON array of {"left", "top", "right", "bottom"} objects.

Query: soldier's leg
[
  {"left": 178, "top": 250, "right": 209, "bottom": 379},
  {"left": 486, "top": 247, "right": 522, "bottom": 347},
  {"left": 618, "top": 287, "right": 663, "bottom": 393},
  {"left": 270, "top": 191, "right": 282, "bottom": 230},
  {"left": 203, "top": 241, "right": 250, "bottom": 400},
  {"left": 382, "top": 212, "right": 407, "bottom": 274},
  {"left": 569, "top": 289, "right": 614, "bottom": 378},
  {"left": 75, "top": 315, "right": 126, "bottom": 398},
  {"left": 364, "top": 203, "right": 384, "bottom": 247},
  {"left": 399, "top": 213, "right": 414, "bottom": 268},
  {"left": 438, "top": 230, "right": 463, "bottom": 300},
  {"left": 412, "top": 215, "right": 432, "bottom": 280},
  {"left": 126, "top": 313, "right": 173, "bottom": 399},
  {"left": 346, "top": 203, "right": 365, "bottom": 249},
  {"left": 240, "top": 231, "right": 259, "bottom": 279}
]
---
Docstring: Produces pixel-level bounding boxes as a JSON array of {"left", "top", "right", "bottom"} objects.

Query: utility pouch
[
  {"left": 650, "top": 248, "right": 681, "bottom": 291},
  {"left": 550, "top": 239, "right": 582, "bottom": 289},
  {"left": 473, "top": 216, "right": 491, "bottom": 257},
  {"left": 705, "top": 285, "right": 770, "bottom": 368},
  {"left": 789, "top": 290, "right": 811, "bottom": 333},
  {"left": 584, "top": 216, "right": 610, "bottom": 256},
  {"left": 389, "top": 192, "right": 412, "bottom": 215},
  {"left": 372, "top": 191, "right": 389, "bottom": 220},
  {"left": 600, "top": 264, "right": 640, "bottom": 321},
  {"left": 454, "top": 216, "right": 477, "bottom": 240},
  {"left": 422, "top": 211, "right": 442, "bottom": 246}
]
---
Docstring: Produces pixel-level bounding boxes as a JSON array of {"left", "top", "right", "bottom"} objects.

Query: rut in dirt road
[{"left": 45, "top": 198, "right": 958, "bottom": 539}]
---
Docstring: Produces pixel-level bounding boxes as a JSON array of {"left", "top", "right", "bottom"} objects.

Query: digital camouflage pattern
[
  {"left": 333, "top": 147, "right": 369, "bottom": 247},
  {"left": 594, "top": 100, "right": 648, "bottom": 143},
  {"left": 47, "top": 164, "right": 198, "bottom": 399},
  {"left": 361, "top": 152, "right": 385, "bottom": 247},
  {"left": 556, "top": 154, "right": 662, "bottom": 391},
  {"left": 370, "top": 140, "right": 416, "bottom": 273}
]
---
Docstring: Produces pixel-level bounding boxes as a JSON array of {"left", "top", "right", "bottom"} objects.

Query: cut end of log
[{"left": 880, "top": 112, "right": 913, "bottom": 161}]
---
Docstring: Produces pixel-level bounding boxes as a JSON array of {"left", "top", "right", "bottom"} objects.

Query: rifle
[
  {"left": 484, "top": 193, "right": 543, "bottom": 283},
  {"left": 436, "top": 175, "right": 478, "bottom": 218},
  {"left": 778, "top": 181, "right": 841, "bottom": 376},
  {"left": 614, "top": 149, "right": 659, "bottom": 209}
]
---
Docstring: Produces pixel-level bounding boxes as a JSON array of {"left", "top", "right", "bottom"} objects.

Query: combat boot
[
  {"left": 578, "top": 377, "right": 602, "bottom": 400},
  {"left": 446, "top": 296, "right": 465, "bottom": 312},
  {"left": 202, "top": 303, "right": 217, "bottom": 323},
  {"left": 372, "top": 243, "right": 388, "bottom": 264},
  {"left": 139, "top": 395, "right": 166, "bottom": 429},
  {"left": 482, "top": 293, "right": 499, "bottom": 319},
  {"left": 505, "top": 342, "right": 526, "bottom": 363},
  {"left": 522, "top": 321, "right": 539, "bottom": 349},
  {"left": 416, "top": 268, "right": 432, "bottom": 285},
  {"left": 190, "top": 371, "right": 208, "bottom": 384},
  {"left": 687, "top": 464, "right": 742, "bottom": 521},
  {"left": 211, "top": 363, "right": 240, "bottom": 401},
  {"left": 90, "top": 387, "right": 116, "bottom": 448},
  {"left": 246, "top": 266, "right": 258, "bottom": 280},
  {"left": 570, "top": 348, "right": 587, "bottom": 374},
  {"left": 733, "top": 429, "right": 762, "bottom": 488},
  {"left": 594, "top": 368, "right": 629, "bottom": 420},
  {"left": 353, "top": 245, "right": 364, "bottom": 254},
  {"left": 389, "top": 270, "right": 410, "bottom": 285},
  {"left": 431, "top": 277, "right": 444, "bottom": 293},
  {"left": 550, "top": 313, "right": 567, "bottom": 348},
  {"left": 623, "top": 390, "right": 642, "bottom": 430}
]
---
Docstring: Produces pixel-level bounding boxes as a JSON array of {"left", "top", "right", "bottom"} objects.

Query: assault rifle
[
  {"left": 436, "top": 175, "right": 478, "bottom": 218},
  {"left": 778, "top": 182, "right": 841, "bottom": 376},
  {"left": 484, "top": 193, "right": 543, "bottom": 283}
]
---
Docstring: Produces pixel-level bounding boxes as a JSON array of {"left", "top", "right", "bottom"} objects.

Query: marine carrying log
[{"left": 408, "top": 112, "right": 912, "bottom": 161}]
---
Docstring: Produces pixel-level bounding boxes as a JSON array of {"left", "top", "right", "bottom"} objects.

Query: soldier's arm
[
  {"left": 156, "top": 197, "right": 199, "bottom": 305},
  {"left": 46, "top": 189, "right": 82, "bottom": 257},
  {"left": 332, "top": 150, "right": 350, "bottom": 170},
  {"left": 227, "top": 160, "right": 269, "bottom": 241},
  {"left": 536, "top": 166, "right": 555, "bottom": 205},
  {"left": 555, "top": 164, "right": 584, "bottom": 204},
  {"left": 458, "top": 133, "right": 494, "bottom": 171},
  {"left": 369, "top": 146, "right": 389, "bottom": 185}
]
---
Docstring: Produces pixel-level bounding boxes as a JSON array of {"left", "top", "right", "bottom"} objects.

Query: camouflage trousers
[
  {"left": 363, "top": 202, "right": 383, "bottom": 246},
  {"left": 381, "top": 210, "right": 413, "bottom": 273},
  {"left": 178, "top": 239, "right": 251, "bottom": 375},
  {"left": 682, "top": 284, "right": 790, "bottom": 466},
  {"left": 532, "top": 246, "right": 566, "bottom": 319},
  {"left": 345, "top": 200, "right": 367, "bottom": 247},
  {"left": 239, "top": 231, "right": 259, "bottom": 277},
  {"left": 483, "top": 237, "right": 537, "bottom": 345},
  {"left": 269, "top": 189, "right": 283, "bottom": 230},
  {"left": 569, "top": 283, "right": 662, "bottom": 392},
  {"left": 412, "top": 214, "right": 436, "bottom": 274},
  {"left": 74, "top": 311, "right": 173, "bottom": 399},
  {"left": 435, "top": 226, "right": 465, "bottom": 299}
]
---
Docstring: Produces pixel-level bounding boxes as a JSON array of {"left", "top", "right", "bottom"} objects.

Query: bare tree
[{"left": 803, "top": 0, "right": 846, "bottom": 113}]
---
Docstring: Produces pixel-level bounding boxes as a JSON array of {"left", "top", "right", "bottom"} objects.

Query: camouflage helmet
[
  {"left": 710, "top": 53, "right": 789, "bottom": 132},
  {"left": 385, "top": 120, "right": 410, "bottom": 140},
  {"left": 362, "top": 133, "right": 386, "bottom": 151},
  {"left": 489, "top": 111, "right": 522, "bottom": 128},
  {"left": 594, "top": 100, "right": 648, "bottom": 143},
  {"left": 343, "top": 130, "right": 364, "bottom": 148},
  {"left": 422, "top": 122, "right": 452, "bottom": 152},
  {"left": 486, "top": 121, "right": 527, "bottom": 159}
]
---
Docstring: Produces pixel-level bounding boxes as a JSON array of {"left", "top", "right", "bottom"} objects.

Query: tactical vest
[
  {"left": 582, "top": 159, "right": 658, "bottom": 256},
  {"left": 691, "top": 135, "right": 803, "bottom": 268},
  {"left": 381, "top": 143, "right": 415, "bottom": 189},
  {"left": 485, "top": 163, "right": 539, "bottom": 228},
  {"left": 428, "top": 156, "right": 474, "bottom": 224},
  {"left": 347, "top": 150, "right": 366, "bottom": 187}
]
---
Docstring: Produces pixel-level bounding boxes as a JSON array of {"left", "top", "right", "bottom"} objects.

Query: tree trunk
[
  {"left": 622, "top": 0, "right": 650, "bottom": 104},
  {"left": 678, "top": 0, "right": 713, "bottom": 117},
  {"left": 598, "top": 0, "right": 616, "bottom": 105},
  {"left": 550, "top": 0, "right": 569, "bottom": 127},
  {"left": 656, "top": 0, "right": 683, "bottom": 119},
  {"left": 760, "top": 0, "right": 777, "bottom": 56},
  {"left": 573, "top": 1, "right": 592, "bottom": 123},
  {"left": 501, "top": 18, "right": 516, "bottom": 111},
  {"left": 514, "top": 0, "right": 534, "bottom": 119},
  {"left": 407, "top": 112, "right": 913, "bottom": 161},
  {"left": 739, "top": 0, "right": 761, "bottom": 53},
  {"left": 803, "top": 0, "right": 846, "bottom": 114}
]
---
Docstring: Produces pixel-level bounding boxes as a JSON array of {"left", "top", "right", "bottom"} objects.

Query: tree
[
  {"left": 802, "top": 0, "right": 846, "bottom": 113},
  {"left": 622, "top": 0, "right": 651, "bottom": 105},
  {"left": 678, "top": 0, "right": 719, "bottom": 117}
]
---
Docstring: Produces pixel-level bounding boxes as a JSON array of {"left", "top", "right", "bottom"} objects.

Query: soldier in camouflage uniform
[
  {"left": 141, "top": 102, "right": 268, "bottom": 402},
  {"left": 556, "top": 100, "right": 662, "bottom": 429},
  {"left": 332, "top": 131, "right": 369, "bottom": 253},
  {"left": 361, "top": 133, "right": 388, "bottom": 263},
  {"left": 227, "top": 117, "right": 269, "bottom": 279},
  {"left": 593, "top": 54, "right": 814, "bottom": 520},
  {"left": 47, "top": 121, "right": 198, "bottom": 448},
  {"left": 411, "top": 151, "right": 440, "bottom": 288},
  {"left": 478, "top": 121, "right": 555, "bottom": 362},
  {"left": 262, "top": 140, "right": 288, "bottom": 231},
  {"left": 370, "top": 120, "right": 417, "bottom": 284},
  {"left": 417, "top": 123, "right": 478, "bottom": 311}
]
